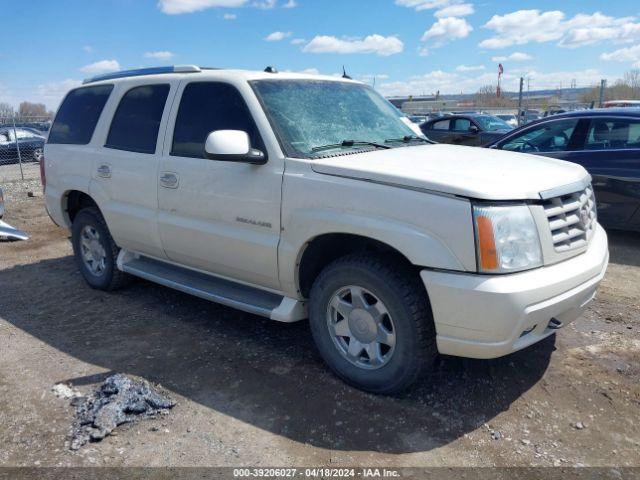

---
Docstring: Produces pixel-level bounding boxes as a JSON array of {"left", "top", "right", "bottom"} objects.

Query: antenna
[{"left": 342, "top": 66, "right": 352, "bottom": 80}]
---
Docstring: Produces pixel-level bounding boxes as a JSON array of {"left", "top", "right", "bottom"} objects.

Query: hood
[{"left": 310, "top": 144, "right": 589, "bottom": 200}]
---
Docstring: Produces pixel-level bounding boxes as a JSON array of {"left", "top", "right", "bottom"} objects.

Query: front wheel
[{"left": 309, "top": 254, "right": 437, "bottom": 394}]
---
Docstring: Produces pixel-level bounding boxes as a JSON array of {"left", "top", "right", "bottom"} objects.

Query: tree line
[
  {"left": 0, "top": 101, "right": 55, "bottom": 119},
  {"left": 580, "top": 70, "right": 640, "bottom": 103}
]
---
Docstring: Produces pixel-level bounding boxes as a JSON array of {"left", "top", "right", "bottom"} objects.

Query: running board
[{"left": 117, "top": 252, "right": 306, "bottom": 322}]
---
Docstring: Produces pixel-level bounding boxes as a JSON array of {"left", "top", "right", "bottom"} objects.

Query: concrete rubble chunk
[{"left": 67, "top": 374, "right": 175, "bottom": 450}]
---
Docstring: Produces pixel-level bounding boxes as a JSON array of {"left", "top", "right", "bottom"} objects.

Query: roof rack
[{"left": 83, "top": 65, "right": 202, "bottom": 84}]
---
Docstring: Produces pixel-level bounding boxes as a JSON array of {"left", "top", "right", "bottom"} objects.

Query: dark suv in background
[{"left": 420, "top": 114, "right": 513, "bottom": 146}]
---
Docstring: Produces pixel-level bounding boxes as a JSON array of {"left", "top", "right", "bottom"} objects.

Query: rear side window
[
  {"left": 171, "top": 82, "right": 264, "bottom": 158},
  {"left": 585, "top": 118, "right": 640, "bottom": 150},
  {"left": 105, "top": 84, "right": 170, "bottom": 154},
  {"left": 431, "top": 119, "right": 450, "bottom": 130},
  {"left": 48, "top": 85, "right": 113, "bottom": 145}
]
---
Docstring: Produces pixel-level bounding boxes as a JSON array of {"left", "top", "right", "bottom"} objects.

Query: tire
[
  {"left": 32, "top": 147, "right": 43, "bottom": 163},
  {"left": 309, "top": 253, "right": 437, "bottom": 394},
  {"left": 71, "top": 207, "right": 130, "bottom": 291}
]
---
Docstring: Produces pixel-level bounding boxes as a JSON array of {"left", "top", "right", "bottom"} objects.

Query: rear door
[
  {"left": 572, "top": 117, "right": 640, "bottom": 226},
  {"left": 89, "top": 81, "right": 174, "bottom": 259}
]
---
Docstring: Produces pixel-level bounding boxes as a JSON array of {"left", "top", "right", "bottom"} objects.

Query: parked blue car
[{"left": 486, "top": 109, "right": 640, "bottom": 232}]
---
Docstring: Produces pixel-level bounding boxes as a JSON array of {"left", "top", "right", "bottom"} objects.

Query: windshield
[
  {"left": 251, "top": 80, "right": 417, "bottom": 157},
  {"left": 474, "top": 115, "right": 512, "bottom": 131}
]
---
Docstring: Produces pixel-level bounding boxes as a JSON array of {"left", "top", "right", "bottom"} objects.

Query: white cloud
[
  {"left": 223, "top": 13, "right": 237, "bottom": 19},
  {"left": 422, "top": 17, "right": 473, "bottom": 47},
  {"left": 456, "top": 64, "right": 485, "bottom": 71},
  {"left": 435, "top": 3, "right": 473, "bottom": 18},
  {"left": 491, "top": 52, "right": 533, "bottom": 62},
  {"left": 283, "top": 0, "right": 297, "bottom": 8},
  {"left": 600, "top": 44, "right": 640, "bottom": 68},
  {"left": 158, "top": 0, "right": 248, "bottom": 14},
  {"left": 291, "top": 38, "right": 306, "bottom": 45},
  {"left": 80, "top": 59, "right": 120, "bottom": 74},
  {"left": 395, "top": 0, "right": 459, "bottom": 12},
  {"left": 265, "top": 31, "right": 292, "bottom": 41},
  {"left": 360, "top": 73, "right": 390, "bottom": 82},
  {"left": 377, "top": 68, "right": 613, "bottom": 97},
  {"left": 480, "top": 10, "right": 640, "bottom": 49},
  {"left": 144, "top": 51, "right": 175, "bottom": 60},
  {"left": 303, "top": 34, "right": 404, "bottom": 56},
  {"left": 253, "top": 0, "right": 276, "bottom": 8},
  {"left": 83, "top": 45, "right": 94, "bottom": 53}
]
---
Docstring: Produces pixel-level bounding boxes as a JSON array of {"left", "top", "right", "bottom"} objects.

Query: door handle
[
  {"left": 159, "top": 172, "right": 179, "bottom": 189},
  {"left": 97, "top": 164, "right": 111, "bottom": 178}
]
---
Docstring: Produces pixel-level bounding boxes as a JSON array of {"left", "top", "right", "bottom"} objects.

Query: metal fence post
[
  {"left": 598, "top": 79, "right": 607, "bottom": 108},
  {"left": 11, "top": 116, "right": 24, "bottom": 180},
  {"left": 517, "top": 77, "right": 524, "bottom": 127}
]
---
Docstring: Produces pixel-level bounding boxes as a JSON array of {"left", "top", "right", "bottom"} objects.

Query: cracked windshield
[{"left": 252, "top": 80, "right": 420, "bottom": 157}]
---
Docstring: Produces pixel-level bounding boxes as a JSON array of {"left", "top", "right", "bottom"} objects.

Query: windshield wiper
[
  {"left": 311, "top": 139, "right": 391, "bottom": 153},
  {"left": 384, "top": 135, "right": 432, "bottom": 145}
]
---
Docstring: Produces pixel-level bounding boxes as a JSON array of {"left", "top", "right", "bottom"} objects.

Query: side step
[{"left": 117, "top": 252, "right": 306, "bottom": 322}]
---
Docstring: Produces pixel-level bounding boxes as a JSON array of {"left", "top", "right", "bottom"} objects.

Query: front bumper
[{"left": 421, "top": 224, "right": 609, "bottom": 359}]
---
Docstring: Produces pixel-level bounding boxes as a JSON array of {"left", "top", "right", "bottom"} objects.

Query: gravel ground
[
  {"left": 0, "top": 181, "right": 638, "bottom": 468},
  {"left": 0, "top": 162, "right": 40, "bottom": 183}
]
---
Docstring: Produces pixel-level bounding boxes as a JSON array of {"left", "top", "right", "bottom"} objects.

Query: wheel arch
[
  {"left": 64, "top": 189, "right": 101, "bottom": 226},
  {"left": 296, "top": 233, "right": 416, "bottom": 298}
]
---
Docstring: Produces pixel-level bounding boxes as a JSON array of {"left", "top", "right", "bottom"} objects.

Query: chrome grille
[{"left": 542, "top": 185, "right": 597, "bottom": 252}]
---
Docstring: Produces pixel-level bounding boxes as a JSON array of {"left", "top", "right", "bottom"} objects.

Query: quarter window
[
  {"left": 500, "top": 119, "right": 579, "bottom": 153},
  {"left": 48, "top": 85, "right": 113, "bottom": 145},
  {"left": 172, "top": 82, "right": 263, "bottom": 159},
  {"left": 106, "top": 84, "right": 170, "bottom": 154}
]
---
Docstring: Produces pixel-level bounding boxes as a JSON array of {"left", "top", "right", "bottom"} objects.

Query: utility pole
[
  {"left": 517, "top": 77, "right": 524, "bottom": 127},
  {"left": 598, "top": 79, "right": 607, "bottom": 108}
]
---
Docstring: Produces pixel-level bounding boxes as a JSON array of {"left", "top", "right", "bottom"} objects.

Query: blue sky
[{"left": 2, "top": 0, "right": 640, "bottom": 109}]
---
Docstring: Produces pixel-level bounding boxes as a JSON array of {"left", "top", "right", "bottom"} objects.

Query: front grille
[{"left": 542, "top": 185, "right": 597, "bottom": 252}]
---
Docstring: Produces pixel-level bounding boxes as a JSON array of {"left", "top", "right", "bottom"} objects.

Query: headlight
[{"left": 473, "top": 204, "right": 542, "bottom": 274}]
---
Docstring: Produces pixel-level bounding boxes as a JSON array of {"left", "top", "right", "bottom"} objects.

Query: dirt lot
[{"left": 0, "top": 179, "right": 639, "bottom": 468}]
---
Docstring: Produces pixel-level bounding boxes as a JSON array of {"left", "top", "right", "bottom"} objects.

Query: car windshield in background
[
  {"left": 474, "top": 115, "right": 512, "bottom": 132},
  {"left": 251, "top": 80, "right": 417, "bottom": 157}
]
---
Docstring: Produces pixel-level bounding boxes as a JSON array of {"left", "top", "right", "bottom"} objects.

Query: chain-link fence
[{"left": 0, "top": 116, "right": 50, "bottom": 182}]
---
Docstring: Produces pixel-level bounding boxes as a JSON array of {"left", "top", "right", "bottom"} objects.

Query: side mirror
[
  {"left": 204, "top": 130, "right": 266, "bottom": 165},
  {"left": 469, "top": 125, "right": 480, "bottom": 134}
]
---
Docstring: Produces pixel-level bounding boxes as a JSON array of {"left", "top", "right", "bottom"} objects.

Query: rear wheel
[
  {"left": 309, "top": 254, "right": 437, "bottom": 394},
  {"left": 71, "top": 207, "right": 130, "bottom": 291},
  {"left": 32, "top": 147, "right": 43, "bottom": 163}
]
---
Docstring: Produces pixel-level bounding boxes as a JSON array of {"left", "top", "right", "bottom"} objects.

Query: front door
[
  {"left": 157, "top": 80, "right": 283, "bottom": 290},
  {"left": 450, "top": 117, "right": 479, "bottom": 146}
]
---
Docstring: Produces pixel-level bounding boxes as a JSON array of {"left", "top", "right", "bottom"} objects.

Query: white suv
[{"left": 43, "top": 66, "right": 609, "bottom": 393}]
